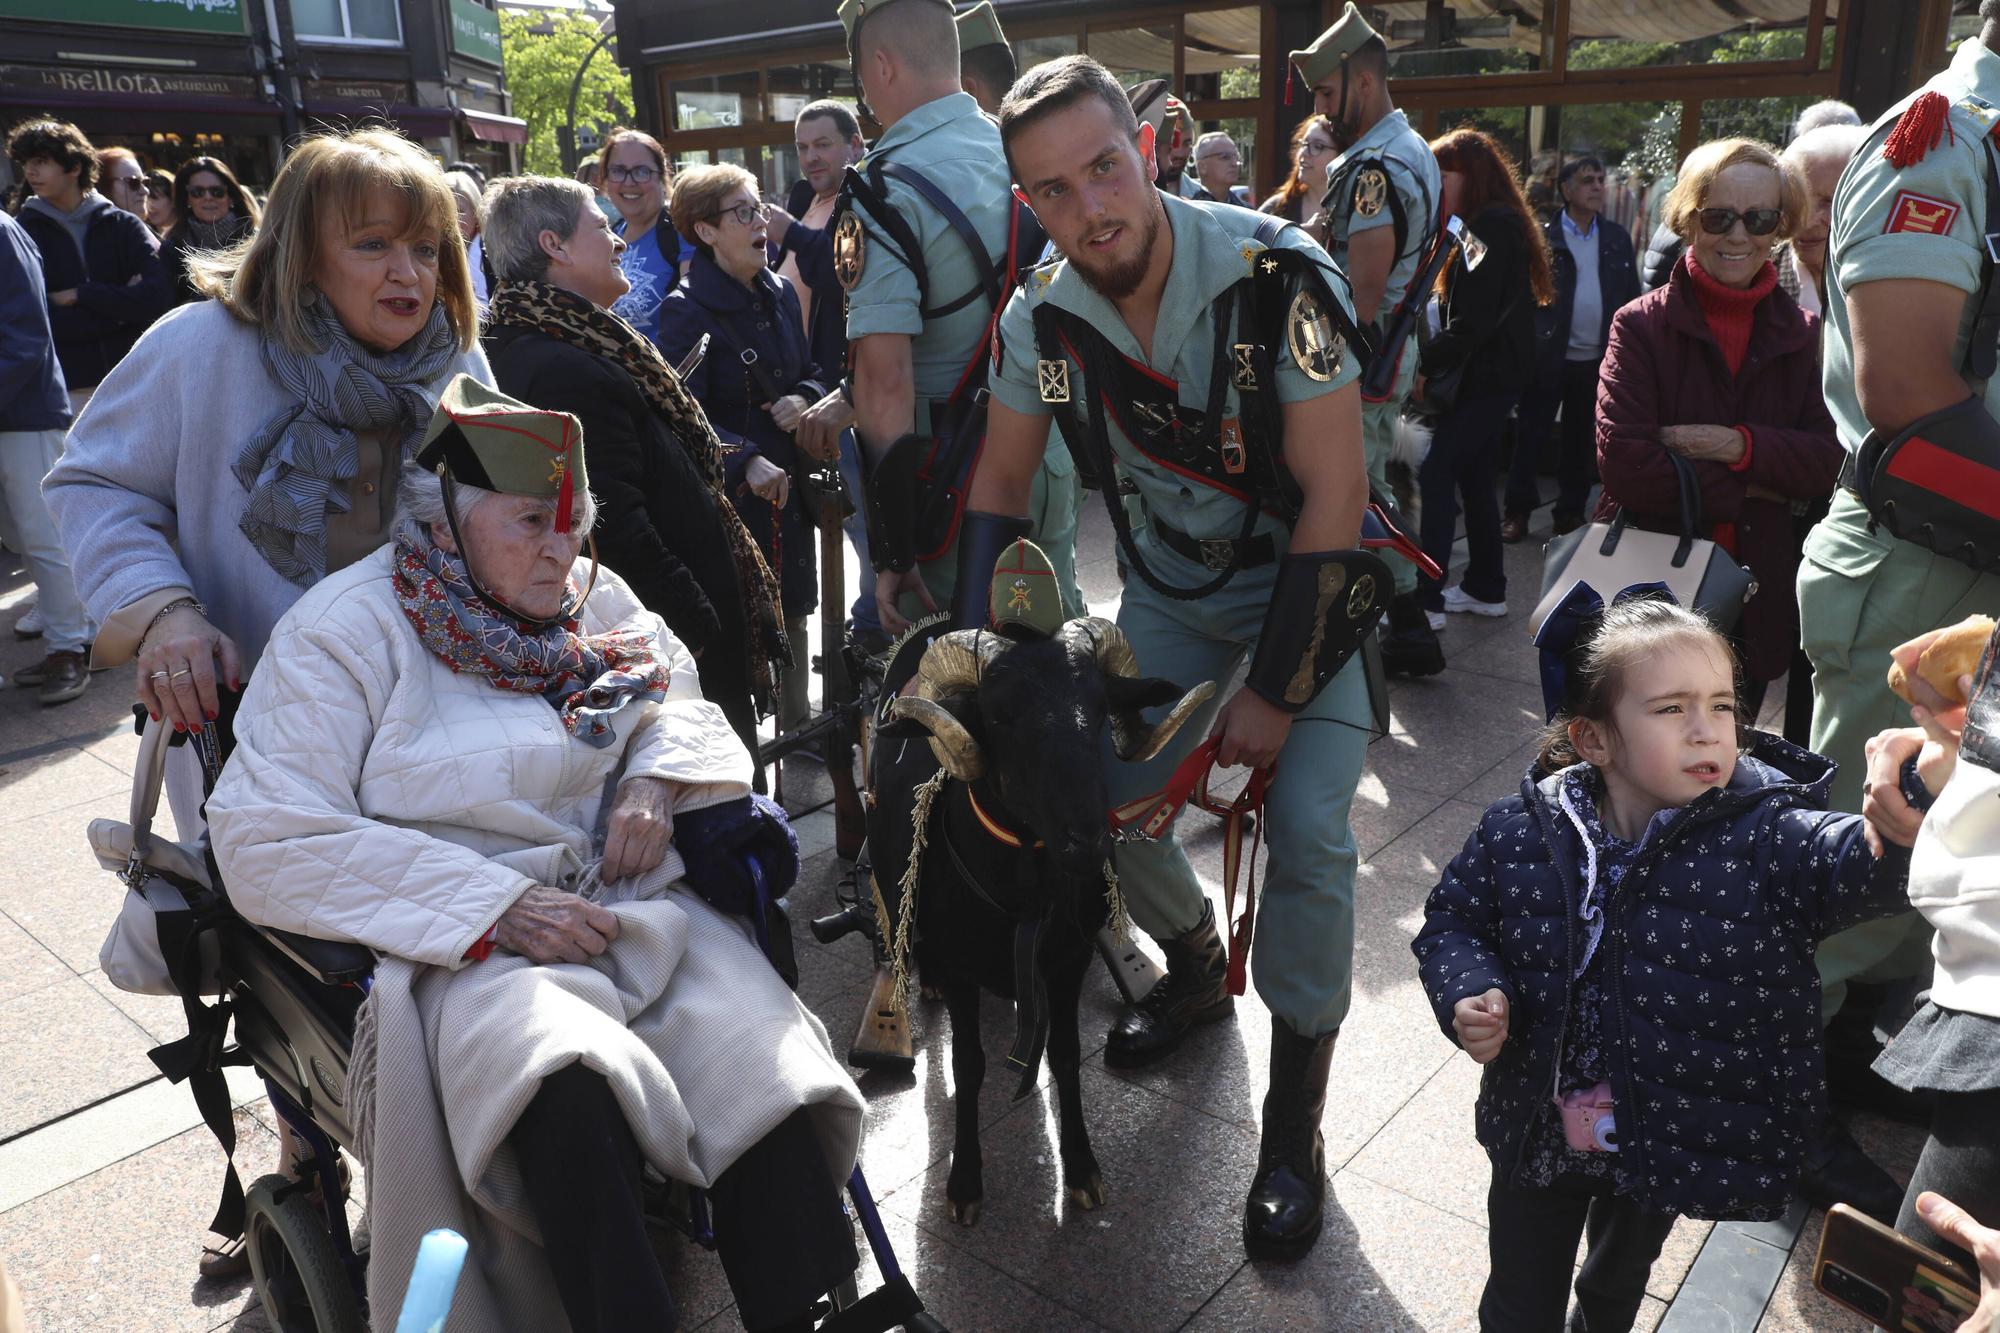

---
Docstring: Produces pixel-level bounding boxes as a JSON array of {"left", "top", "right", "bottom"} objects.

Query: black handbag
[{"left": 1530, "top": 452, "right": 1758, "bottom": 634}]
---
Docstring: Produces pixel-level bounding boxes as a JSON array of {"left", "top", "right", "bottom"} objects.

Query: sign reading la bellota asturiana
[{"left": 0, "top": 0, "right": 245, "bottom": 35}]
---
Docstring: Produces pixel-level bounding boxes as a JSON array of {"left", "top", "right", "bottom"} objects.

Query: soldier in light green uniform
[
  {"left": 1807, "top": 20, "right": 2000, "bottom": 1161},
  {"left": 1292, "top": 4, "right": 1445, "bottom": 677},
  {"left": 835, "top": 0, "right": 1082, "bottom": 629},
  {"left": 970, "top": 55, "right": 1403, "bottom": 1263}
]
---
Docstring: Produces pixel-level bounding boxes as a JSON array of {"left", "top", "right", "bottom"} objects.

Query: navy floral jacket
[{"left": 1412, "top": 735, "right": 1913, "bottom": 1220}]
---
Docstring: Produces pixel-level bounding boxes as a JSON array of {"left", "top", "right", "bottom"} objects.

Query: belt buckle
[{"left": 1199, "top": 538, "right": 1235, "bottom": 572}]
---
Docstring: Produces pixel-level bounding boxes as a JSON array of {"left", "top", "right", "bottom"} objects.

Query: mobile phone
[{"left": 1813, "top": 1203, "right": 1980, "bottom": 1333}]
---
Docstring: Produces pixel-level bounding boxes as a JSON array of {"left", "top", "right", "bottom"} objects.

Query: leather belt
[
  {"left": 1152, "top": 515, "right": 1277, "bottom": 572},
  {"left": 1837, "top": 451, "right": 1864, "bottom": 504}
]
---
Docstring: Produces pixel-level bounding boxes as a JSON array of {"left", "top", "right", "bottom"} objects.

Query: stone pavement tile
[
  {"left": 1183, "top": 1171, "right": 1492, "bottom": 1332},
  {"left": 1753, "top": 1207, "right": 1871, "bottom": 1333},
  {"left": 1454, "top": 737, "right": 1545, "bottom": 808},
  {"left": 0, "top": 794, "right": 133, "bottom": 972},
  {"left": 0, "top": 909, "right": 71, "bottom": 1003},
  {"left": 0, "top": 743, "right": 132, "bottom": 828},
  {"left": 0, "top": 973, "right": 159, "bottom": 1141},
  {"left": 1, "top": 1108, "right": 276, "bottom": 1333},
  {"left": 847, "top": 1202, "right": 1109, "bottom": 1333},
  {"left": 1635, "top": 1295, "right": 1669, "bottom": 1331},
  {"left": 1370, "top": 668, "right": 1545, "bottom": 799},
  {"left": 84, "top": 966, "right": 188, "bottom": 1046},
  {"left": 885, "top": 1064, "right": 1260, "bottom": 1332},
  {"left": 1659, "top": 1226, "right": 1791, "bottom": 1333},
  {"left": 1845, "top": 1109, "right": 1924, "bottom": 1190},
  {"left": 0, "top": 706, "right": 69, "bottom": 759},
  {"left": 1346, "top": 1052, "right": 1489, "bottom": 1227},
  {"left": 1643, "top": 1217, "right": 1717, "bottom": 1303}
]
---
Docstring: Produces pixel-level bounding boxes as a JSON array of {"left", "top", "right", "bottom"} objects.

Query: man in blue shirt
[{"left": 1503, "top": 156, "right": 1638, "bottom": 543}]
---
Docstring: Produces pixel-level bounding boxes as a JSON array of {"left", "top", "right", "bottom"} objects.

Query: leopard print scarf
[{"left": 487, "top": 281, "right": 789, "bottom": 708}]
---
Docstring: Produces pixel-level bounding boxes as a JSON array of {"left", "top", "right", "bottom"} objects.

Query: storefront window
[
  {"left": 671, "top": 72, "right": 762, "bottom": 131},
  {"left": 766, "top": 61, "right": 854, "bottom": 128},
  {"left": 293, "top": 0, "right": 400, "bottom": 44}
]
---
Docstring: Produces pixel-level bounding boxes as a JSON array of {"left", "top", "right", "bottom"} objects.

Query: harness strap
[
  {"left": 879, "top": 162, "right": 1003, "bottom": 317},
  {"left": 1107, "top": 736, "right": 1272, "bottom": 996}
]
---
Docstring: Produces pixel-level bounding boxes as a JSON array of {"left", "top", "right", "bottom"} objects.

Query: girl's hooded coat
[{"left": 1412, "top": 735, "right": 1912, "bottom": 1220}]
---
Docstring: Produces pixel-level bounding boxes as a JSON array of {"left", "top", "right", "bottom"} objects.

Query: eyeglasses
[
  {"left": 709, "top": 201, "right": 762, "bottom": 228},
  {"left": 108, "top": 175, "right": 143, "bottom": 192},
  {"left": 1697, "top": 207, "right": 1781, "bottom": 236},
  {"left": 186, "top": 185, "right": 229, "bottom": 200},
  {"left": 606, "top": 164, "right": 659, "bottom": 184}
]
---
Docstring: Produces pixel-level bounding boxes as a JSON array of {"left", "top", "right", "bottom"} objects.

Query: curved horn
[
  {"left": 913, "top": 629, "right": 1010, "bottom": 701},
  {"left": 1113, "top": 680, "right": 1217, "bottom": 763},
  {"left": 887, "top": 695, "right": 988, "bottom": 782},
  {"left": 1064, "top": 617, "right": 1138, "bottom": 679}
]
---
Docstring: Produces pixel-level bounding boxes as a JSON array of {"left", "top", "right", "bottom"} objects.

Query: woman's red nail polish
[
  {"left": 205, "top": 710, "right": 218, "bottom": 722},
  {"left": 174, "top": 722, "right": 186, "bottom": 733},
  {"left": 149, "top": 712, "right": 159, "bottom": 722}
]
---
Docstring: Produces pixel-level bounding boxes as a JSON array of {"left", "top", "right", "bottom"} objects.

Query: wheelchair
[{"left": 101, "top": 707, "right": 945, "bottom": 1333}]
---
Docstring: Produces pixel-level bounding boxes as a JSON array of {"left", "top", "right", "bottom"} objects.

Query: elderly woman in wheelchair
[{"left": 208, "top": 378, "right": 865, "bottom": 1333}]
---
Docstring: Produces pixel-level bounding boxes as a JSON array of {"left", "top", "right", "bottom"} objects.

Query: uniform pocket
[{"left": 1796, "top": 499, "right": 1892, "bottom": 678}]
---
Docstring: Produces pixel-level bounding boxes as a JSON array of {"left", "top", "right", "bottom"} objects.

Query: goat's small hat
[{"left": 990, "top": 539, "right": 1065, "bottom": 639}]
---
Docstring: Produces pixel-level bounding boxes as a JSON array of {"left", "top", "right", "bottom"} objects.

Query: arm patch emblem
[
  {"left": 1352, "top": 164, "right": 1389, "bottom": 219},
  {"left": 1886, "top": 191, "right": 1962, "bottom": 236},
  {"left": 833, "top": 209, "right": 867, "bottom": 290}
]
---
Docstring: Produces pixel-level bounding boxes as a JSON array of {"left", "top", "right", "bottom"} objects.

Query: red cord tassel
[
  {"left": 1883, "top": 91, "right": 1954, "bottom": 167},
  {"left": 553, "top": 422, "right": 574, "bottom": 534},
  {"left": 1283, "top": 63, "right": 1295, "bottom": 107}
]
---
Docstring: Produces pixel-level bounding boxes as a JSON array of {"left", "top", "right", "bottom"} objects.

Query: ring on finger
[
  {"left": 149, "top": 670, "right": 171, "bottom": 680},
  {"left": 170, "top": 667, "right": 193, "bottom": 680}
]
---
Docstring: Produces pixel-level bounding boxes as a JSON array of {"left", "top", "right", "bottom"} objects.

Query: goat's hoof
[
  {"left": 1067, "top": 1174, "right": 1107, "bottom": 1211},
  {"left": 946, "top": 1196, "right": 983, "bottom": 1227}
]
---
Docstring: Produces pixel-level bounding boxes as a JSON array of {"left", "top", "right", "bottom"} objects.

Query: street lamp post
[{"left": 560, "top": 27, "right": 617, "bottom": 179}]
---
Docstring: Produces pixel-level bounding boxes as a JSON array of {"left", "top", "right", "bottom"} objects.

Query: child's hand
[
  {"left": 1862, "top": 726, "right": 1927, "bottom": 854},
  {"left": 1453, "top": 989, "right": 1510, "bottom": 1064}
]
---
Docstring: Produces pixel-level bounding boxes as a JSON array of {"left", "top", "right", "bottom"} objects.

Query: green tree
[{"left": 501, "top": 11, "right": 634, "bottom": 177}]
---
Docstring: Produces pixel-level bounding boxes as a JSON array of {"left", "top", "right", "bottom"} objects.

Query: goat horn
[
  {"left": 914, "top": 629, "right": 1010, "bottom": 700},
  {"left": 1064, "top": 617, "right": 1138, "bottom": 677},
  {"left": 1111, "top": 680, "right": 1217, "bottom": 763},
  {"left": 888, "top": 695, "right": 988, "bottom": 782}
]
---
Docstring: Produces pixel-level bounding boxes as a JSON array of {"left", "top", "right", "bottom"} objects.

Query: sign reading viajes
[
  {"left": 0, "top": 0, "right": 245, "bottom": 35},
  {"left": 449, "top": 0, "right": 503, "bottom": 66}
]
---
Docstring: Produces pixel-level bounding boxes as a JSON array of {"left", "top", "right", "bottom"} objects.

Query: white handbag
[{"left": 87, "top": 718, "right": 219, "bottom": 996}]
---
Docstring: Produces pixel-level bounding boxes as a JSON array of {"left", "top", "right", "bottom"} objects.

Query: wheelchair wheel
[{"left": 244, "top": 1173, "right": 366, "bottom": 1333}]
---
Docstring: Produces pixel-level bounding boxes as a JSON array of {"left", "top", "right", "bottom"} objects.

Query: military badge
[
  {"left": 1219, "top": 419, "right": 1247, "bottom": 475},
  {"left": 1347, "top": 573, "right": 1376, "bottom": 621},
  {"left": 989, "top": 538, "right": 1064, "bottom": 638},
  {"left": 1037, "top": 358, "right": 1071, "bottom": 404},
  {"left": 832, "top": 210, "right": 866, "bottom": 290},
  {"left": 1287, "top": 290, "right": 1345, "bottom": 382},
  {"left": 1232, "top": 343, "right": 1259, "bottom": 391},
  {"left": 1886, "top": 190, "right": 1961, "bottom": 236},
  {"left": 1352, "top": 164, "right": 1388, "bottom": 219}
]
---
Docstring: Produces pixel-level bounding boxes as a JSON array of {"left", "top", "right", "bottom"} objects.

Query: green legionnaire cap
[
  {"left": 1290, "top": 2, "right": 1383, "bottom": 88},
  {"left": 1128, "top": 78, "right": 1193, "bottom": 155},
  {"left": 955, "top": 0, "right": 1006, "bottom": 52},
  {"left": 416, "top": 375, "right": 588, "bottom": 533},
  {"left": 990, "top": 538, "right": 1065, "bottom": 638}
]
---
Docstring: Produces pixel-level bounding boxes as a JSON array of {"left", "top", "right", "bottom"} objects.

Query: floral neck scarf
[{"left": 392, "top": 536, "right": 671, "bottom": 748}]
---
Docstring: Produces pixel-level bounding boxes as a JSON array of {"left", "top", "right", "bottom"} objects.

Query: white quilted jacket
[{"left": 209, "top": 546, "right": 753, "bottom": 967}]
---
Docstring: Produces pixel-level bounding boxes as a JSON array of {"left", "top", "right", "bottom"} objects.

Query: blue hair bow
[{"left": 1533, "top": 580, "right": 1679, "bottom": 722}]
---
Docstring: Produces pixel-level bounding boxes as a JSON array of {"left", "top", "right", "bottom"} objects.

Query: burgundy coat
[{"left": 1594, "top": 256, "right": 1841, "bottom": 682}]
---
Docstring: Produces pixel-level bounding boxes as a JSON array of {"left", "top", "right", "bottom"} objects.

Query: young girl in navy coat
[{"left": 1414, "top": 585, "right": 1937, "bottom": 1333}]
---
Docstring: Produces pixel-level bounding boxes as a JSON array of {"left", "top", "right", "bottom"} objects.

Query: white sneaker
[
  {"left": 1426, "top": 609, "right": 1447, "bottom": 632},
  {"left": 13, "top": 601, "right": 42, "bottom": 639},
  {"left": 1442, "top": 585, "right": 1507, "bottom": 618}
]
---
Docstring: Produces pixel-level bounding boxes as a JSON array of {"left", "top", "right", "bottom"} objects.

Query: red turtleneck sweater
[{"left": 1686, "top": 252, "right": 1777, "bottom": 376}]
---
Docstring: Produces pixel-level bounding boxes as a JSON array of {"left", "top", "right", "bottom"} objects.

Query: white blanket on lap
[{"left": 353, "top": 869, "right": 864, "bottom": 1332}]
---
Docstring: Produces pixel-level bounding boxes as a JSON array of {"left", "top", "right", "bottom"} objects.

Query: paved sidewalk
[{"left": 0, "top": 500, "right": 1921, "bottom": 1331}]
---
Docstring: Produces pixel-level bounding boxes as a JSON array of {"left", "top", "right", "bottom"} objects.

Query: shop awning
[
  {"left": 302, "top": 100, "right": 458, "bottom": 137},
  {"left": 460, "top": 109, "right": 528, "bottom": 144},
  {"left": 0, "top": 86, "right": 281, "bottom": 126}
]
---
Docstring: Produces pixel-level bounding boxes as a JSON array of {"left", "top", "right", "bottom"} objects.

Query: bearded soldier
[
  {"left": 968, "top": 54, "right": 1424, "bottom": 1263},
  {"left": 831, "top": 0, "right": 1082, "bottom": 634},
  {"left": 1292, "top": 3, "right": 1445, "bottom": 677}
]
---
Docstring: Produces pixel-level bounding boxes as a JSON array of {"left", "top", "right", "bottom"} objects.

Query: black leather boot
[
  {"left": 1245, "top": 1021, "right": 1336, "bottom": 1261},
  {"left": 1103, "top": 900, "right": 1232, "bottom": 1068},
  {"left": 1379, "top": 593, "right": 1445, "bottom": 678},
  {"left": 1796, "top": 1118, "right": 1906, "bottom": 1224}
]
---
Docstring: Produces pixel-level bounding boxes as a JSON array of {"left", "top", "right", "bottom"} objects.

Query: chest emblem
[
  {"left": 833, "top": 210, "right": 867, "bottom": 291},
  {"left": 1352, "top": 164, "right": 1389, "bottom": 219},
  {"left": 1287, "top": 291, "right": 1346, "bottom": 383},
  {"left": 1231, "top": 343, "right": 1259, "bottom": 391},
  {"left": 1037, "top": 358, "right": 1071, "bottom": 404},
  {"left": 1885, "top": 190, "right": 1961, "bottom": 236}
]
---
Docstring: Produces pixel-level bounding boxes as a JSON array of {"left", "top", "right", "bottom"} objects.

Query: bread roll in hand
[{"left": 1888, "top": 614, "right": 1996, "bottom": 707}]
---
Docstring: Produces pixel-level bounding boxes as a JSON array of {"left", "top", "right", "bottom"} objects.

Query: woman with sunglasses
[
  {"left": 158, "top": 157, "right": 259, "bottom": 305},
  {"left": 1595, "top": 137, "right": 1842, "bottom": 720},
  {"left": 658, "top": 163, "right": 829, "bottom": 757},
  {"left": 596, "top": 126, "right": 687, "bottom": 345}
]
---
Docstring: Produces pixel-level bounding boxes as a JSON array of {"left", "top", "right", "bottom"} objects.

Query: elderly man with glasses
[
  {"left": 1503, "top": 154, "right": 1640, "bottom": 544},
  {"left": 1190, "top": 130, "right": 1250, "bottom": 206}
]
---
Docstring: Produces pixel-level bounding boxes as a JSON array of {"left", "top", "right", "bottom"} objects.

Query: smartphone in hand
[{"left": 1814, "top": 1203, "right": 1979, "bottom": 1333}]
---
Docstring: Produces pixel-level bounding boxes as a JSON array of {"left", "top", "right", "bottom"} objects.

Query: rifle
[{"left": 1358, "top": 214, "right": 1467, "bottom": 400}]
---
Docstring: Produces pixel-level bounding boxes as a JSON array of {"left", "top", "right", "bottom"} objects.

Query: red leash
[{"left": 1107, "top": 737, "right": 1273, "bottom": 996}]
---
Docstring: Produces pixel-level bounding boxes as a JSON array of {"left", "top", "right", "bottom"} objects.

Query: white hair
[
  {"left": 481, "top": 175, "right": 596, "bottom": 287},
  {"left": 1793, "top": 100, "right": 1861, "bottom": 140},
  {"left": 1782, "top": 122, "right": 1869, "bottom": 175},
  {"left": 1193, "top": 130, "right": 1236, "bottom": 159},
  {"left": 393, "top": 461, "right": 599, "bottom": 548}
]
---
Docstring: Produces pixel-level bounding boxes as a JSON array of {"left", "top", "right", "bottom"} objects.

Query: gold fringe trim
[
  {"left": 889, "top": 768, "right": 950, "bottom": 1011},
  {"left": 1102, "top": 859, "right": 1129, "bottom": 945}
]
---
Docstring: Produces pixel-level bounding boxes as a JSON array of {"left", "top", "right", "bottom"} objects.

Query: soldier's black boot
[
  {"left": 1103, "top": 900, "right": 1231, "bottom": 1068},
  {"left": 1379, "top": 593, "right": 1445, "bottom": 677},
  {"left": 1244, "top": 1021, "right": 1336, "bottom": 1262}
]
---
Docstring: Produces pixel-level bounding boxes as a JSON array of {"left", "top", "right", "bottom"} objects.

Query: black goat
[{"left": 868, "top": 619, "right": 1211, "bottom": 1224}]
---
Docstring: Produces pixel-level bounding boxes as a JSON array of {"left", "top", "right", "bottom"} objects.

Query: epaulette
[{"left": 1881, "top": 90, "right": 2000, "bottom": 167}]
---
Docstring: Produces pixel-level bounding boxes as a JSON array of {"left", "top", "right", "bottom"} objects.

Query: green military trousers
[
  {"left": 1799, "top": 493, "right": 2000, "bottom": 1017},
  {"left": 903, "top": 443, "right": 1086, "bottom": 623},
  {"left": 1103, "top": 535, "right": 1373, "bottom": 1038}
]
